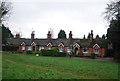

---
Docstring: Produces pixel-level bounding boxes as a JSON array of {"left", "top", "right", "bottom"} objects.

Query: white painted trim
[
  {"left": 58, "top": 43, "right": 64, "bottom": 47},
  {"left": 31, "top": 42, "right": 36, "bottom": 46},
  {"left": 93, "top": 43, "right": 100, "bottom": 48},
  {"left": 21, "top": 42, "right": 25, "bottom": 45},
  {"left": 47, "top": 43, "right": 52, "bottom": 47},
  {"left": 73, "top": 43, "right": 80, "bottom": 47}
]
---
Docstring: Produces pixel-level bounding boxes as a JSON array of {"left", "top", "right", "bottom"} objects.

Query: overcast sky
[{"left": 5, "top": 0, "right": 112, "bottom": 39}]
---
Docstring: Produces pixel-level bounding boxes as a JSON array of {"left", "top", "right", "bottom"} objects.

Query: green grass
[{"left": 2, "top": 52, "right": 119, "bottom": 79}]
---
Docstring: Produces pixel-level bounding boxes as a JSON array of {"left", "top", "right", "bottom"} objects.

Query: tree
[
  {"left": 87, "top": 33, "right": 90, "bottom": 39},
  {"left": 83, "top": 35, "right": 86, "bottom": 39},
  {"left": 95, "top": 34, "right": 100, "bottom": 39},
  {"left": 102, "top": 34, "right": 106, "bottom": 39},
  {"left": 104, "top": 1, "right": 120, "bottom": 62},
  {"left": 0, "top": 1, "right": 13, "bottom": 44},
  {"left": 2, "top": 24, "right": 13, "bottom": 44},
  {"left": 104, "top": 1, "right": 120, "bottom": 22},
  {"left": 0, "top": 0, "right": 12, "bottom": 23},
  {"left": 58, "top": 30, "right": 66, "bottom": 38}
]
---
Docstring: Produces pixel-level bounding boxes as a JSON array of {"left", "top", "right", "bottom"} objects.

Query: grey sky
[{"left": 6, "top": 0, "right": 111, "bottom": 38}]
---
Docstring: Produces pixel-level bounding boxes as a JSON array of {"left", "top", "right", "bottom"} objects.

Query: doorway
[
  {"left": 32, "top": 46, "right": 35, "bottom": 51},
  {"left": 75, "top": 47, "right": 79, "bottom": 55}
]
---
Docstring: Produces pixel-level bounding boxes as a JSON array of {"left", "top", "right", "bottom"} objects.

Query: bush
[
  {"left": 57, "top": 52, "right": 66, "bottom": 57},
  {"left": 90, "top": 53, "right": 95, "bottom": 59},
  {"left": 51, "top": 47, "right": 58, "bottom": 51},
  {"left": 41, "top": 49, "right": 66, "bottom": 57},
  {"left": 26, "top": 50, "right": 33, "bottom": 54},
  {"left": 17, "top": 51, "right": 23, "bottom": 54}
]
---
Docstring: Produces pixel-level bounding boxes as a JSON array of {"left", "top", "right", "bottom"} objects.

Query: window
[
  {"left": 48, "top": 47, "right": 51, "bottom": 50},
  {"left": 22, "top": 46, "right": 25, "bottom": 50},
  {"left": 94, "top": 49, "right": 99, "bottom": 54},
  {"left": 83, "top": 48, "right": 88, "bottom": 53},
  {"left": 39, "top": 47, "right": 44, "bottom": 51},
  {"left": 28, "top": 46, "right": 32, "bottom": 50},
  {"left": 59, "top": 48, "right": 63, "bottom": 52}
]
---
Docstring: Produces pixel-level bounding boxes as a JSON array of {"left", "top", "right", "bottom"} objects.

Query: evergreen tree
[
  {"left": 83, "top": 35, "right": 86, "bottom": 39},
  {"left": 96, "top": 34, "right": 100, "bottom": 39},
  {"left": 2, "top": 24, "right": 13, "bottom": 44},
  {"left": 104, "top": 1, "right": 120, "bottom": 62},
  {"left": 87, "top": 33, "right": 90, "bottom": 39},
  {"left": 102, "top": 34, "right": 106, "bottom": 39},
  {"left": 58, "top": 30, "right": 66, "bottom": 38}
]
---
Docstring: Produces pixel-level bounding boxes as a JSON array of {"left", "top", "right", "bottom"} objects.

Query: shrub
[
  {"left": 41, "top": 49, "right": 66, "bottom": 57},
  {"left": 26, "top": 50, "right": 33, "bottom": 54},
  {"left": 90, "top": 53, "right": 95, "bottom": 59},
  {"left": 36, "top": 48, "right": 39, "bottom": 51},
  {"left": 57, "top": 52, "right": 67, "bottom": 57},
  {"left": 17, "top": 51, "right": 23, "bottom": 54}
]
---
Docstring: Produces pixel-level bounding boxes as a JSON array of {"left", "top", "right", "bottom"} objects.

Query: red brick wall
[{"left": 101, "top": 48, "right": 105, "bottom": 56}]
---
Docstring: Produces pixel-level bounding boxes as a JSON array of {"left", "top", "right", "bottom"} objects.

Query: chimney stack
[
  {"left": 31, "top": 31, "right": 35, "bottom": 41},
  {"left": 15, "top": 34, "right": 20, "bottom": 38},
  {"left": 69, "top": 31, "right": 72, "bottom": 40},
  {"left": 90, "top": 30, "right": 93, "bottom": 41},
  {"left": 47, "top": 31, "right": 51, "bottom": 39}
]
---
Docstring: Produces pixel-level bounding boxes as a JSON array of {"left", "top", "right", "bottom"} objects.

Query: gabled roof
[
  {"left": 7, "top": 38, "right": 108, "bottom": 48},
  {"left": 21, "top": 42, "right": 25, "bottom": 45},
  {"left": 31, "top": 42, "right": 36, "bottom": 45},
  {"left": 73, "top": 43, "right": 80, "bottom": 47},
  {"left": 93, "top": 43, "right": 100, "bottom": 48},
  {"left": 88, "top": 39, "right": 108, "bottom": 48},
  {"left": 47, "top": 42, "right": 52, "bottom": 46},
  {"left": 58, "top": 43, "right": 64, "bottom": 47}
]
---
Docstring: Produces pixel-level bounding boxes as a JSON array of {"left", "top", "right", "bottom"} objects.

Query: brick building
[{"left": 6, "top": 30, "right": 108, "bottom": 56}]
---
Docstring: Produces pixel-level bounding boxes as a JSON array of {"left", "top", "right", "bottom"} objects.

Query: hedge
[
  {"left": 41, "top": 49, "right": 66, "bottom": 57},
  {"left": 26, "top": 50, "right": 33, "bottom": 54}
]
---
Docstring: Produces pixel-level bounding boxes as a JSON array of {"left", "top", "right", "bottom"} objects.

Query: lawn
[{"left": 2, "top": 52, "right": 119, "bottom": 79}]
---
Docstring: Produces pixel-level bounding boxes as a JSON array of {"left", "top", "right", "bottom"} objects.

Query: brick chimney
[
  {"left": 69, "top": 31, "right": 72, "bottom": 40},
  {"left": 47, "top": 31, "right": 51, "bottom": 39},
  {"left": 15, "top": 34, "right": 20, "bottom": 38},
  {"left": 90, "top": 30, "right": 93, "bottom": 41},
  {"left": 31, "top": 31, "right": 35, "bottom": 41}
]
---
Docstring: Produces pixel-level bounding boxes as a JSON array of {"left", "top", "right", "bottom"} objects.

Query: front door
[
  {"left": 32, "top": 46, "right": 35, "bottom": 51},
  {"left": 75, "top": 47, "right": 79, "bottom": 55}
]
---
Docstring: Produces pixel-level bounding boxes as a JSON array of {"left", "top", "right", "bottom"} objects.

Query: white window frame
[
  {"left": 22, "top": 46, "right": 25, "bottom": 50},
  {"left": 27, "top": 46, "right": 32, "bottom": 50},
  {"left": 48, "top": 47, "right": 51, "bottom": 50},
  {"left": 39, "top": 46, "right": 44, "bottom": 51},
  {"left": 59, "top": 48, "right": 63, "bottom": 52},
  {"left": 94, "top": 49, "right": 99, "bottom": 54},
  {"left": 83, "top": 48, "right": 88, "bottom": 54}
]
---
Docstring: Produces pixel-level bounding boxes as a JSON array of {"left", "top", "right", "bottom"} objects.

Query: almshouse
[{"left": 5, "top": 30, "right": 108, "bottom": 56}]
